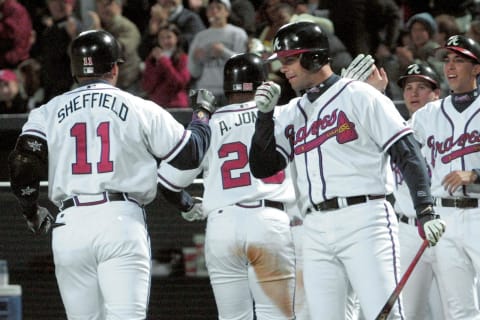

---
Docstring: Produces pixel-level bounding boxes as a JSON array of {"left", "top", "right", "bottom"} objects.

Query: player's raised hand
[
  {"left": 416, "top": 205, "right": 446, "bottom": 246},
  {"left": 255, "top": 81, "right": 281, "bottom": 113},
  {"left": 341, "top": 54, "right": 375, "bottom": 81},
  {"left": 181, "top": 197, "right": 206, "bottom": 222},
  {"left": 190, "top": 89, "right": 216, "bottom": 123},
  {"left": 23, "top": 206, "right": 54, "bottom": 235}
]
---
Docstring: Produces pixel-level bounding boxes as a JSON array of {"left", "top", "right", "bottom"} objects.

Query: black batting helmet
[
  {"left": 397, "top": 63, "right": 441, "bottom": 89},
  {"left": 223, "top": 53, "right": 266, "bottom": 93},
  {"left": 69, "top": 30, "right": 124, "bottom": 78},
  {"left": 436, "top": 35, "right": 480, "bottom": 64},
  {"left": 267, "top": 21, "right": 329, "bottom": 72}
]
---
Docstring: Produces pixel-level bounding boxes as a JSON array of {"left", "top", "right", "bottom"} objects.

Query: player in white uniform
[
  {"left": 392, "top": 63, "right": 445, "bottom": 319},
  {"left": 7, "top": 30, "right": 213, "bottom": 320},
  {"left": 411, "top": 35, "right": 480, "bottom": 319},
  {"left": 248, "top": 21, "right": 446, "bottom": 320},
  {"left": 158, "top": 53, "right": 296, "bottom": 319}
]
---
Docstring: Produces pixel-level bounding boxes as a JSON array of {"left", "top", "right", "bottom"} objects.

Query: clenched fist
[{"left": 255, "top": 81, "right": 281, "bottom": 113}]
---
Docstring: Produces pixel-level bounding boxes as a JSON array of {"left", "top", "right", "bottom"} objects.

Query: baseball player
[
  {"left": 158, "top": 52, "right": 297, "bottom": 319},
  {"left": 248, "top": 21, "right": 446, "bottom": 320},
  {"left": 8, "top": 30, "right": 213, "bottom": 320},
  {"left": 411, "top": 35, "right": 480, "bottom": 319},
  {"left": 392, "top": 63, "right": 445, "bottom": 319}
]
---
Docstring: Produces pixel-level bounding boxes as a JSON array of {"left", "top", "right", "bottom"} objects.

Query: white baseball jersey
[
  {"left": 21, "top": 81, "right": 190, "bottom": 206},
  {"left": 158, "top": 100, "right": 296, "bottom": 213},
  {"left": 412, "top": 95, "right": 480, "bottom": 319},
  {"left": 272, "top": 78, "right": 411, "bottom": 214},
  {"left": 412, "top": 96, "right": 480, "bottom": 198}
]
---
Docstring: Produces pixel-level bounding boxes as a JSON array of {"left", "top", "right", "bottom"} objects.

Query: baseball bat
[{"left": 374, "top": 239, "right": 429, "bottom": 320}]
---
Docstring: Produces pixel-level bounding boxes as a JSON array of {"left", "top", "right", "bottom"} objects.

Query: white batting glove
[
  {"left": 181, "top": 197, "right": 206, "bottom": 222},
  {"left": 423, "top": 219, "right": 446, "bottom": 246},
  {"left": 255, "top": 81, "right": 281, "bottom": 113},
  {"left": 417, "top": 206, "right": 446, "bottom": 246},
  {"left": 341, "top": 54, "right": 375, "bottom": 82}
]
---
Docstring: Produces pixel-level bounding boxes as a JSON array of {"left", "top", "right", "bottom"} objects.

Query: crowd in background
[{"left": 1, "top": 0, "right": 480, "bottom": 114}]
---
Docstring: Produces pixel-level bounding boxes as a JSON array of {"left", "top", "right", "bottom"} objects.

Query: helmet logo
[
  {"left": 447, "top": 35, "right": 460, "bottom": 46},
  {"left": 82, "top": 56, "right": 94, "bottom": 74},
  {"left": 83, "top": 57, "right": 93, "bottom": 66},
  {"left": 407, "top": 64, "right": 421, "bottom": 75},
  {"left": 273, "top": 37, "right": 281, "bottom": 52}
]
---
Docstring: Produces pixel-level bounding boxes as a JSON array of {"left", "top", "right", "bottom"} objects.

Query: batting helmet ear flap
[{"left": 300, "top": 50, "right": 330, "bottom": 72}]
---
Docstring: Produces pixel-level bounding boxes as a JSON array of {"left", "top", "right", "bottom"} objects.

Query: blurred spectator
[
  {"left": 139, "top": 3, "right": 168, "bottom": 60},
  {"left": 381, "top": 12, "right": 447, "bottom": 100},
  {"left": 17, "top": 58, "right": 45, "bottom": 111},
  {"left": 188, "top": 0, "right": 247, "bottom": 105},
  {"left": 434, "top": 14, "right": 461, "bottom": 46},
  {"left": 0, "top": 0, "right": 33, "bottom": 68},
  {"left": 184, "top": 0, "right": 208, "bottom": 26},
  {"left": 466, "top": 20, "right": 480, "bottom": 44},
  {"left": 322, "top": 0, "right": 401, "bottom": 58},
  {"left": 156, "top": 0, "right": 206, "bottom": 53},
  {"left": 0, "top": 69, "right": 27, "bottom": 114},
  {"left": 90, "top": 0, "right": 142, "bottom": 94},
  {"left": 229, "top": 0, "right": 256, "bottom": 36},
  {"left": 141, "top": 23, "right": 190, "bottom": 108},
  {"left": 39, "top": 0, "right": 81, "bottom": 101}
]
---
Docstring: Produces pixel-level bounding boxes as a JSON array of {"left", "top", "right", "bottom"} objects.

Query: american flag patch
[{"left": 243, "top": 83, "right": 253, "bottom": 91}]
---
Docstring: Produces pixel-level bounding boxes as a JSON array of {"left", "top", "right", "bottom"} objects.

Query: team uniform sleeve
[
  {"left": 353, "top": 86, "right": 412, "bottom": 150},
  {"left": 249, "top": 111, "right": 287, "bottom": 178},
  {"left": 157, "top": 161, "right": 203, "bottom": 192}
]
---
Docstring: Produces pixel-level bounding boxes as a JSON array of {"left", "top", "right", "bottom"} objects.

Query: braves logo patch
[
  {"left": 285, "top": 109, "right": 358, "bottom": 155},
  {"left": 426, "top": 130, "right": 480, "bottom": 167}
]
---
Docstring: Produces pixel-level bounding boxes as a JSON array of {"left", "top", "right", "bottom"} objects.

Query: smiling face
[
  {"left": 277, "top": 54, "right": 331, "bottom": 91},
  {"left": 442, "top": 51, "right": 480, "bottom": 93},
  {"left": 402, "top": 78, "right": 439, "bottom": 115}
]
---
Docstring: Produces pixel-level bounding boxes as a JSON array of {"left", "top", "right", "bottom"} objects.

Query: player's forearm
[
  {"left": 249, "top": 111, "right": 286, "bottom": 178},
  {"left": 168, "top": 121, "right": 211, "bottom": 170},
  {"left": 389, "top": 134, "right": 433, "bottom": 210},
  {"left": 158, "top": 184, "right": 194, "bottom": 212}
]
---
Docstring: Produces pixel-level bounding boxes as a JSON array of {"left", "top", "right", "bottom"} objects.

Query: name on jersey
[
  {"left": 285, "top": 109, "right": 358, "bottom": 154},
  {"left": 427, "top": 130, "right": 480, "bottom": 167},
  {"left": 57, "top": 92, "right": 129, "bottom": 123},
  {"left": 218, "top": 110, "right": 257, "bottom": 136}
]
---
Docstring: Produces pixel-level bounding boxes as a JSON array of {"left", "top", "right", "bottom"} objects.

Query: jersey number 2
[
  {"left": 70, "top": 122, "right": 113, "bottom": 174},
  {"left": 219, "top": 141, "right": 285, "bottom": 189}
]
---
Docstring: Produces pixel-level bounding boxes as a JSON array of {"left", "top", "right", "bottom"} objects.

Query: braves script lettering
[
  {"left": 285, "top": 109, "right": 358, "bottom": 155},
  {"left": 426, "top": 130, "right": 480, "bottom": 166}
]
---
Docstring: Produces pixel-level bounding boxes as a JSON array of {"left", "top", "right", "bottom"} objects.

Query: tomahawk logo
[
  {"left": 273, "top": 38, "right": 280, "bottom": 51},
  {"left": 447, "top": 35, "right": 460, "bottom": 46},
  {"left": 407, "top": 64, "right": 421, "bottom": 75}
]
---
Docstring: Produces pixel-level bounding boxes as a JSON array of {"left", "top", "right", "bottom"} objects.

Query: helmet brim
[
  {"left": 266, "top": 49, "right": 312, "bottom": 62},
  {"left": 397, "top": 75, "right": 439, "bottom": 89},
  {"left": 435, "top": 46, "right": 479, "bottom": 63}
]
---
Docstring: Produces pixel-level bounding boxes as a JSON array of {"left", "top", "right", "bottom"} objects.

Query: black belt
[
  {"left": 435, "top": 197, "right": 478, "bottom": 208},
  {"left": 396, "top": 213, "right": 418, "bottom": 226},
  {"left": 307, "top": 195, "right": 385, "bottom": 213},
  {"left": 60, "top": 192, "right": 131, "bottom": 211},
  {"left": 235, "top": 200, "right": 284, "bottom": 211}
]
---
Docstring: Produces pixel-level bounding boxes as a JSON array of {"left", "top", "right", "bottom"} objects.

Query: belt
[
  {"left": 60, "top": 192, "right": 135, "bottom": 211},
  {"left": 307, "top": 195, "right": 385, "bottom": 213},
  {"left": 435, "top": 197, "right": 479, "bottom": 208},
  {"left": 396, "top": 213, "right": 418, "bottom": 227},
  {"left": 235, "top": 200, "right": 284, "bottom": 211}
]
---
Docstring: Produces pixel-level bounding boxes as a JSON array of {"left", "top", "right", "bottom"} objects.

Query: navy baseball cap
[
  {"left": 397, "top": 63, "right": 440, "bottom": 89},
  {"left": 436, "top": 35, "right": 480, "bottom": 64}
]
